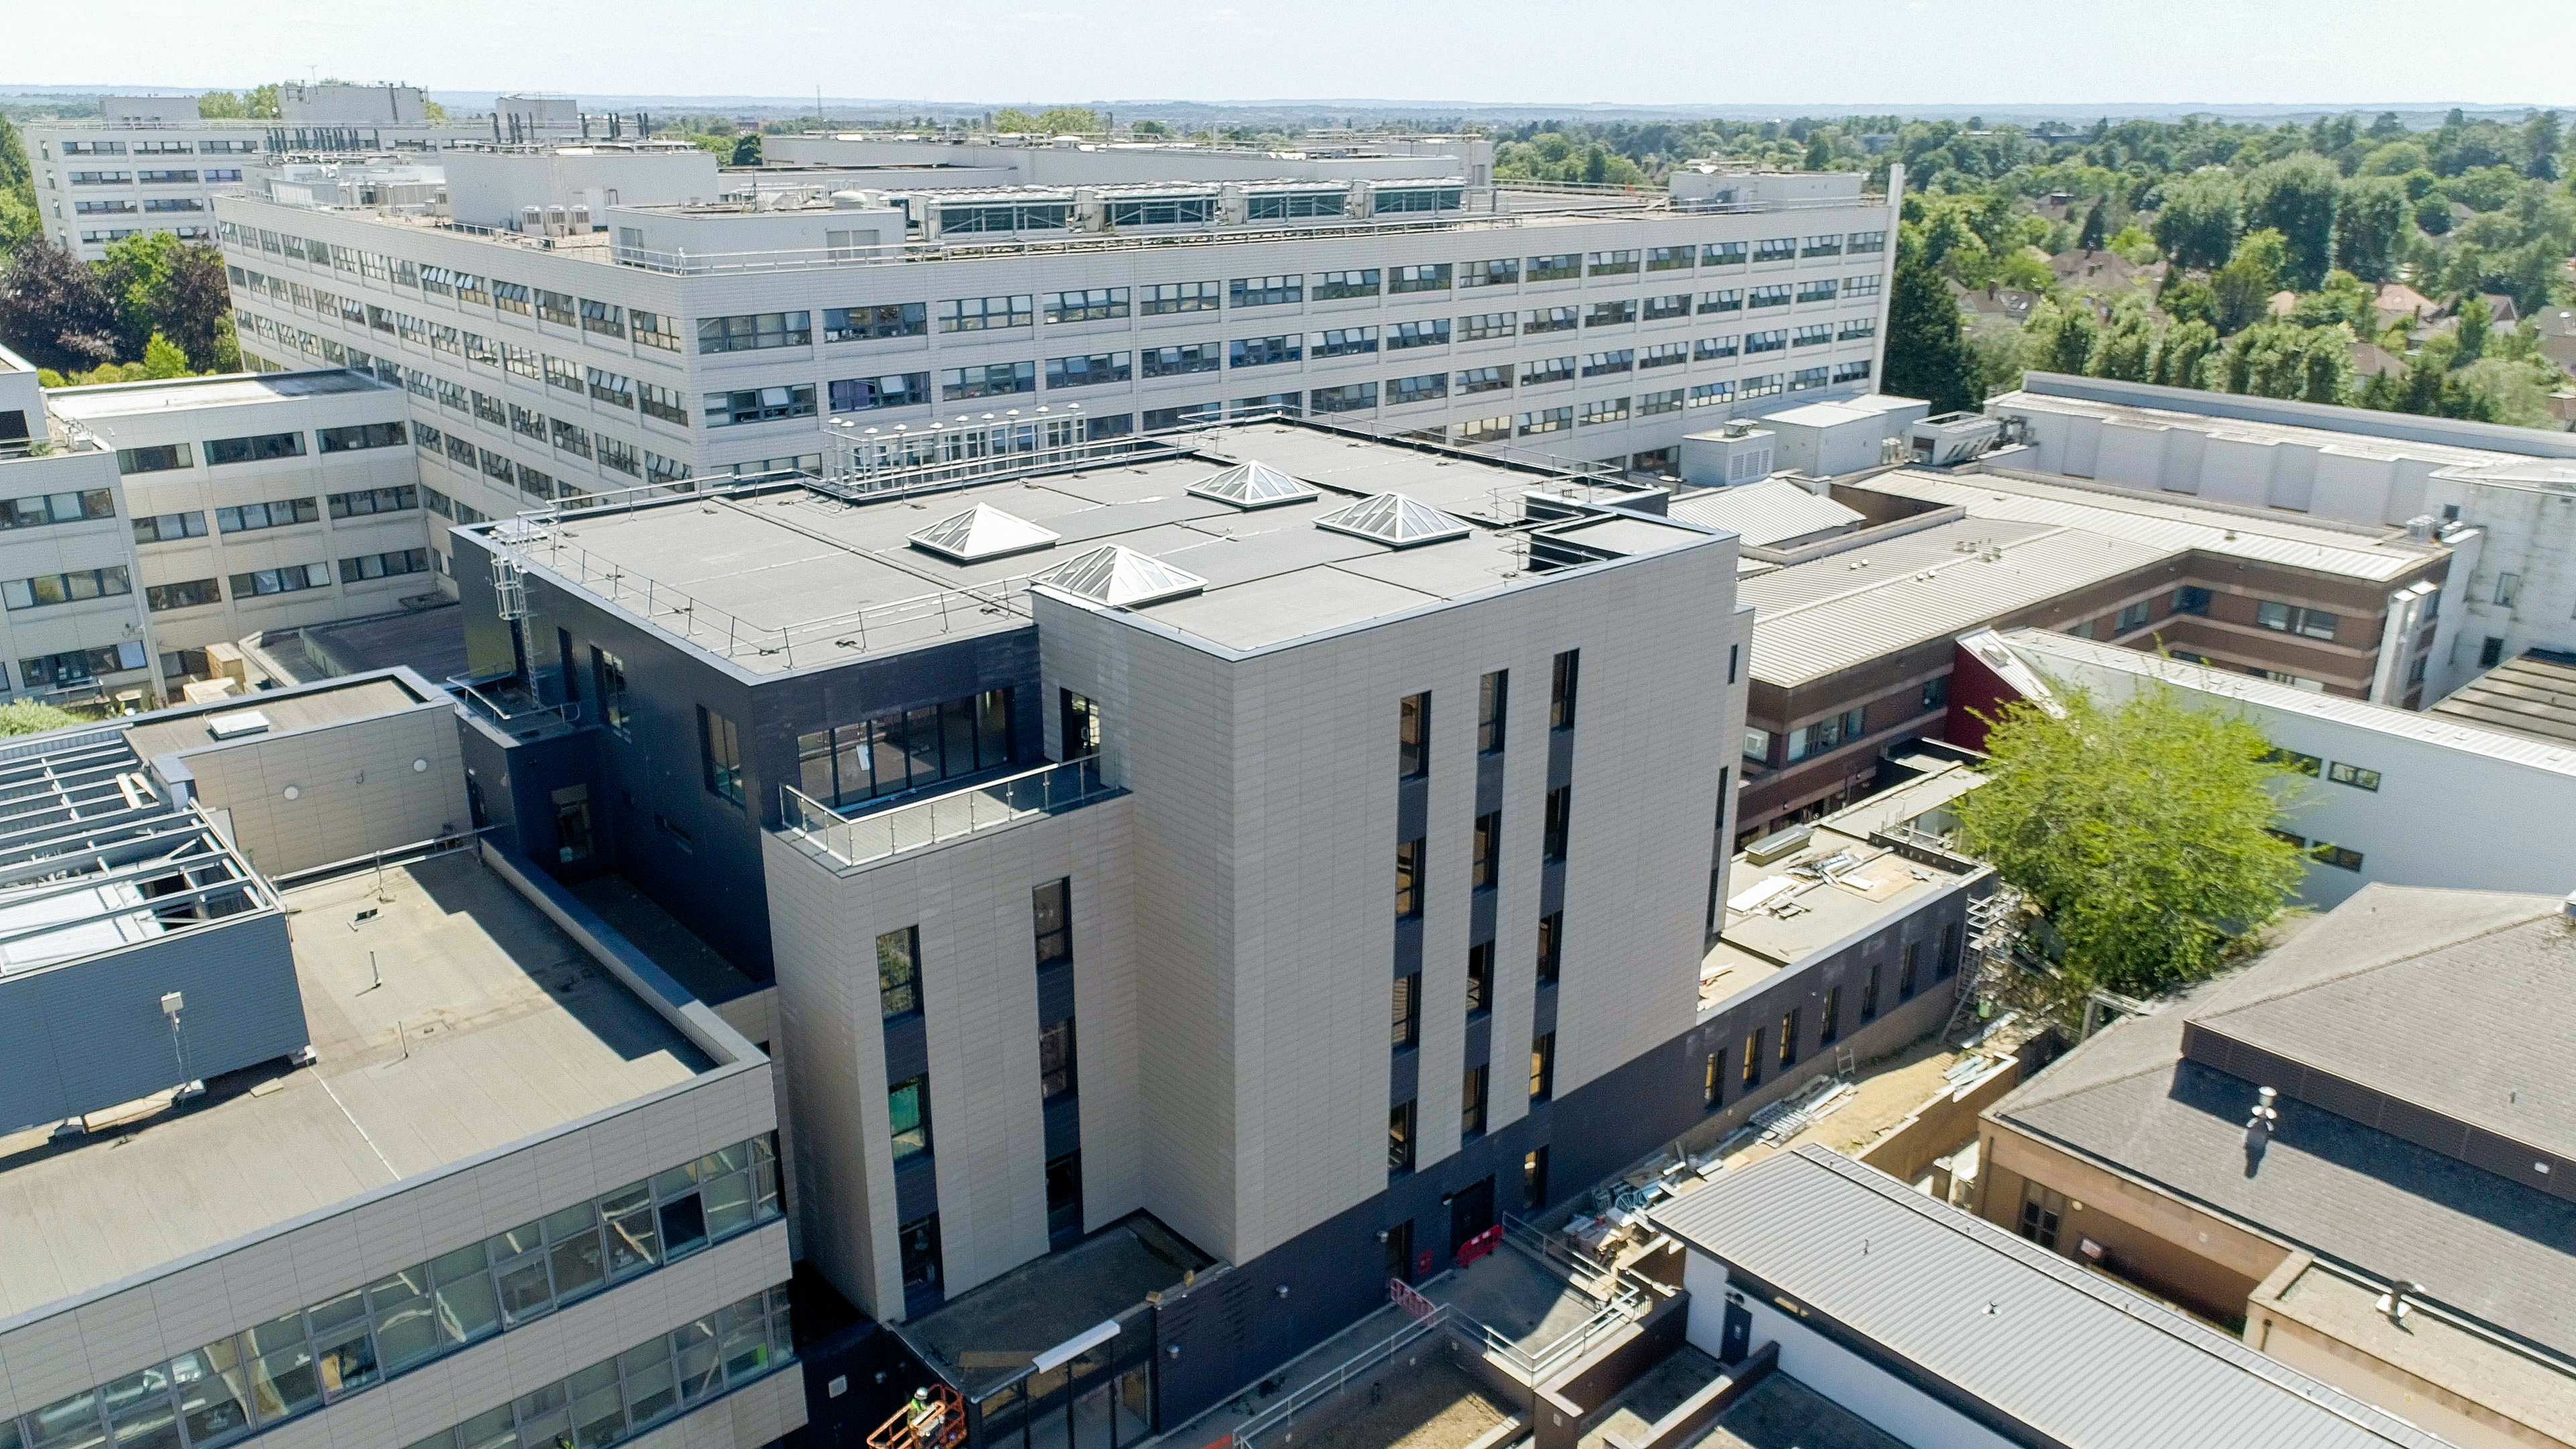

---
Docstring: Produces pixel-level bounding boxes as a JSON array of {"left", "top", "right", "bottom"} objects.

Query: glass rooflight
[
  {"left": 1187, "top": 460, "right": 1319, "bottom": 510},
  {"left": 907, "top": 503, "right": 1063, "bottom": 562},
  {"left": 1312, "top": 492, "right": 1473, "bottom": 549},
  {"left": 1036, "top": 545, "right": 1208, "bottom": 607}
]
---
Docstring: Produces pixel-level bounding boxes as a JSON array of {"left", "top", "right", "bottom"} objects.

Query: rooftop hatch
[
  {"left": 1036, "top": 545, "right": 1208, "bottom": 608},
  {"left": 1186, "top": 460, "right": 1319, "bottom": 510},
  {"left": 908, "top": 503, "right": 1063, "bottom": 562},
  {"left": 1313, "top": 492, "right": 1472, "bottom": 549}
]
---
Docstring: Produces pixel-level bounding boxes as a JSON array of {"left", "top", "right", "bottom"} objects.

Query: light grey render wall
[
  {"left": 173, "top": 705, "right": 466, "bottom": 875},
  {"left": 0, "top": 445, "right": 152, "bottom": 699},
  {"left": 0, "top": 1061, "right": 776, "bottom": 1419},
  {"left": 763, "top": 795, "right": 1138, "bottom": 1320}
]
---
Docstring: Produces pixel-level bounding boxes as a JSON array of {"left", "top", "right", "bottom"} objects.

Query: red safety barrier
[{"left": 1456, "top": 1224, "right": 1503, "bottom": 1267}]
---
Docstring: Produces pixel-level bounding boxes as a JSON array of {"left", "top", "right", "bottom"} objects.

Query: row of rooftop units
[{"left": 5, "top": 394, "right": 2573, "bottom": 1449}]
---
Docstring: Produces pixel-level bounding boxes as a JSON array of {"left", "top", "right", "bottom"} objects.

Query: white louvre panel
[
  {"left": 1311, "top": 492, "right": 1472, "bottom": 549},
  {"left": 907, "top": 502, "right": 1063, "bottom": 562},
  {"left": 1187, "top": 460, "right": 1318, "bottom": 510},
  {"left": 1036, "top": 544, "right": 1208, "bottom": 607}
]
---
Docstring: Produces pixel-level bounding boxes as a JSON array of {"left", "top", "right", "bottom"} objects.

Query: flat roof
[
  {"left": 1667, "top": 480, "right": 1865, "bottom": 549},
  {"left": 1990, "top": 884, "right": 2576, "bottom": 1354},
  {"left": 123, "top": 674, "right": 431, "bottom": 765},
  {"left": 1703, "top": 797, "right": 1983, "bottom": 1015},
  {"left": 0, "top": 852, "right": 709, "bottom": 1320},
  {"left": 1997, "top": 631, "right": 2576, "bottom": 776},
  {"left": 487, "top": 423, "right": 1715, "bottom": 672},
  {"left": 1998, "top": 377, "right": 2576, "bottom": 466},
  {"left": 2261, "top": 1257, "right": 2576, "bottom": 1445},
  {"left": 46, "top": 368, "right": 391, "bottom": 419},
  {"left": 1652, "top": 1146, "right": 2451, "bottom": 1449},
  {"left": 2425, "top": 650, "right": 2576, "bottom": 747},
  {"left": 902, "top": 1215, "right": 1210, "bottom": 1398}
]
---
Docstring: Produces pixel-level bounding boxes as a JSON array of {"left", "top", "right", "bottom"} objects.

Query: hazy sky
[{"left": 10, "top": 0, "right": 2573, "bottom": 108}]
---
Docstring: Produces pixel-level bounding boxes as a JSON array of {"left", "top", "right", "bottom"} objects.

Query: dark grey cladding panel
[{"left": 0, "top": 912, "right": 304, "bottom": 1132}]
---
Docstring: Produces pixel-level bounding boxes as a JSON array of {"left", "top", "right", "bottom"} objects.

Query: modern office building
[
  {"left": 1986, "top": 371, "right": 2576, "bottom": 699},
  {"left": 209, "top": 148, "right": 1900, "bottom": 531},
  {"left": 24, "top": 87, "right": 464, "bottom": 259},
  {"left": 1714, "top": 464, "right": 2456, "bottom": 840},
  {"left": 46, "top": 369, "right": 434, "bottom": 694},
  {"left": 1953, "top": 627, "right": 2576, "bottom": 906},
  {"left": 1977, "top": 883, "right": 2576, "bottom": 1449},
  {"left": 1652, "top": 1145, "right": 2459, "bottom": 1449},
  {"left": 432, "top": 415, "right": 1752, "bottom": 1438},
  {"left": 0, "top": 343, "right": 157, "bottom": 705},
  {"left": 0, "top": 669, "right": 802, "bottom": 1449}
]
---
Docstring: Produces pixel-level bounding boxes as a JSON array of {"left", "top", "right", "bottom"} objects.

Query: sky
[{"left": 8, "top": 0, "right": 2575, "bottom": 110}]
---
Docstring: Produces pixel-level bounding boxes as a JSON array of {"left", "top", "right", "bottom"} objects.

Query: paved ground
[
  {"left": 1289, "top": 1356, "right": 1514, "bottom": 1449},
  {"left": 1422, "top": 1242, "right": 1610, "bottom": 1358},
  {"left": 1682, "top": 1373, "right": 1907, "bottom": 1449}
]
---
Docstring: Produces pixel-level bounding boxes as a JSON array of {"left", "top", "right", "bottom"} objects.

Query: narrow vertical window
[
  {"left": 1704, "top": 1050, "right": 1723, "bottom": 1108},
  {"left": 1462, "top": 1065, "right": 1489, "bottom": 1138},
  {"left": 1466, "top": 941, "right": 1493, "bottom": 1016},
  {"left": 1727, "top": 643, "right": 1739, "bottom": 685},
  {"left": 1059, "top": 688, "right": 1101, "bottom": 759},
  {"left": 1529, "top": 1032, "right": 1555, "bottom": 1101},
  {"left": 1472, "top": 810, "right": 1502, "bottom": 888},
  {"left": 1900, "top": 941, "right": 1921, "bottom": 1001},
  {"left": 1396, "top": 837, "right": 1426, "bottom": 918},
  {"left": 1862, "top": 962, "right": 1881, "bottom": 1022},
  {"left": 1536, "top": 911, "right": 1563, "bottom": 984},
  {"left": 1038, "top": 1018, "right": 1077, "bottom": 1101},
  {"left": 1478, "top": 670, "right": 1509, "bottom": 753},
  {"left": 877, "top": 927, "right": 921, "bottom": 1020},
  {"left": 1741, "top": 1028, "right": 1764, "bottom": 1088},
  {"left": 1393, "top": 972, "right": 1421, "bottom": 1048},
  {"left": 889, "top": 1077, "right": 932, "bottom": 1162},
  {"left": 1032, "top": 878, "right": 1073, "bottom": 967},
  {"left": 1938, "top": 921, "right": 1962, "bottom": 979},
  {"left": 698, "top": 705, "right": 744, "bottom": 806},
  {"left": 1522, "top": 1147, "right": 1549, "bottom": 1210},
  {"left": 1543, "top": 787, "right": 1572, "bottom": 861},
  {"left": 1399, "top": 691, "right": 1430, "bottom": 777},
  {"left": 1778, "top": 1008, "right": 1801, "bottom": 1069},
  {"left": 1389, "top": 1101, "right": 1416, "bottom": 1173},
  {"left": 1550, "top": 649, "right": 1580, "bottom": 729},
  {"left": 1819, "top": 986, "right": 1841, "bottom": 1045},
  {"left": 592, "top": 648, "right": 629, "bottom": 734}
]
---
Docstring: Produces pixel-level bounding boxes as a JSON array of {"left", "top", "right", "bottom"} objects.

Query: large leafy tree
[
  {"left": 2151, "top": 170, "right": 2241, "bottom": 269},
  {"left": 1953, "top": 686, "right": 2308, "bottom": 998},
  {"left": 2241, "top": 154, "right": 2342, "bottom": 288},
  {"left": 0, "top": 239, "right": 121, "bottom": 372},
  {"left": 1882, "top": 235, "right": 1978, "bottom": 412}
]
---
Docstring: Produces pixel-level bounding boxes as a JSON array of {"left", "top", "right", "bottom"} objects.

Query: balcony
[{"left": 782, "top": 756, "right": 1116, "bottom": 870}]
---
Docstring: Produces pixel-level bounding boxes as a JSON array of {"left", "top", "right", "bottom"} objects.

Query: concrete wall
[
  {"left": 172, "top": 700, "right": 466, "bottom": 877},
  {"left": 1854, "top": 1058, "right": 2017, "bottom": 1189}
]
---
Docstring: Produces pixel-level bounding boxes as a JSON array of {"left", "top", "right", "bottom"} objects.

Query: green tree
[
  {"left": 2212, "top": 227, "right": 2288, "bottom": 333},
  {"left": 140, "top": 332, "right": 191, "bottom": 378},
  {"left": 197, "top": 89, "right": 246, "bottom": 118},
  {"left": 2524, "top": 109, "right": 2561, "bottom": 181},
  {"left": 158, "top": 242, "right": 232, "bottom": 370},
  {"left": 2359, "top": 140, "right": 2430, "bottom": 176},
  {"left": 1883, "top": 237, "right": 1978, "bottom": 413},
  {"left": 2150, "top": 318, "right": 2220, "bottom": 388},
  {"left": 2076, "top": 195, "right": 2108, "bottom": 250},
  {"left": 1034, "top": 107, "right": 1101, "bottom": 134},
  {"left": 990, "top": 107, "right": 1040, "bottom": 132},
  {"left": 2090, "top": 297, "right": 2158, "bottom": 380},
  {"left": 2333, "top": 176, "right": 2408, "bottom": 280},
  {"left": 423, "top": 98, "right": 448, "bottom": 123},
  {"left": 246, "top": 84, "right": 280, "bottom": 119},
  {"left": 1951, "top": 685, "right": 2307, "bottom": 998},
  {"left": 1130, "top": 119, "right": 1170, "bottom": 137},
  {"left": 0, "top": 700, "right": 82, "bottom": 737},
  {"left": 730, "top": 133, "right": 761, "bottom": 166},
  {"left": 1802, "top": 134, "right": 1831, "bottom": 170},
  {"left": 0, "top": 112, "right": 35, "bottom": 251},
  {"left": 0, "top": 239, "right": 121, "bottom": 372},
  {"left": 2242, "top": 153, "right": 2341, "bottom": 288},
  {"left": 2453, "top": 294, "right": 2490, "bottom": 364},
  {"left": 2151, "top": 170, "right": 2241, "bottom": 269}
]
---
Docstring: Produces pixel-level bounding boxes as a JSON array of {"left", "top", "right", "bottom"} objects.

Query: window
[
  {"left": 1899, "top": 941, "right": 1921, "bottom": 1001},
  {"left": 1580, "top": 349, "right": 1633, "bottom": 377},
  {"left": 329, "top": 486, "right": 418, "bottom": 520},
  {"left": 1695, "top": 335, "right": 1741, "bottom": 361},
  {"left": 1230, "top": 274, "right": 1303, "bottom": 307},
  {"left": 1741, "top": 1028, "right": 1764, "bottom": 1089},
  {"left": 2255, "top": 600, "right": 2339, "bottom": 640},
  {"left": 889, "top": 1077, "right": 932, "bottom": 1163},
  {"left": 1921, "top": 675, "right": 1949, "bottom": 712},
  {"left": 1537, "top": 912, "right": 1562, "bottom": 984},
  {"left": 133, "top": 510, "right": 207, "bottom": 544},
  {"left": 826, "top": 373, "right": 932, "bottom": 414},
  {"left": 2481, "top": 636, "right": 2506, "bottom": 669},
  {"left": 1580, "top": 396, "right": 1630, "bottom": 426},
  {"left": 1819, "top": 986, "right": 1841, "bottom": 1046},
  {"left": 1479, "top": 671, "right": 1508, "bottom": 753},
  {"left": 318, "top": 422, "right": 405, "bottom": 452},
  {"left": 1459, "top": 312, "right": 1515, "bottom": 343},
  {"left": 146, "top": 579, "right": 222, "bottom": 612},
  {"left": 1399, "top": 692, "right": 1430, "bottom": 777},
  {"left": 1374, "top": 186, "right": 1461, "bottom": 215},
  {"left": 1778, "top": 1008, "right": 1801, "bottom": 1069},
  {"left": 1392, "top": 973, "right": 1420, "bottom": 1049},
  {"left": 1391, "top": 263, "right": 1450, "bottom": 293},
  {"left": 1230, "top": 334, "right": 1301, "bottom": 368},
  {"left": 1522, "top": 307, "right": 1579, "bottom": 337},
  {"left": 578, "top": 298, "right": 625, "bottom": 337},
  {"left": 1521, "top": 356, "right": 1576, "bottom": 387},
  {"left": 1543, "top": 787, "right": 1571, "bottom": 861},
  {"left": 550, "top": 419, "right": 594, "bottom": 459},
  {"left": 1939, "top": 922, "right": 1962, "bottom": 980},
  {"left": 1309, "top": 382, "right": 1377, "bottom": 414},
  {"left": 1792, "top": 323, "right": 1833, "bottom": 347},
  {"left": 1104, "top": 195, "right": 1212, "bottom": 226},
  {"left": 115, "top": 442, "right": 192, "bottom": 474},
  {"left": 1140, "top": 280, "right": 1220, "bottom": 315},
  {"left": 2116, "top": 600, "right": 2153, "bottom": 633},
  {"left": 1456, "top": 365, "right": 1511, "bottom": 396},
  {"left": 696, "top": 311, "right": 810, "bottom": 352},
  {"left": 1033, "top": 879, "right": 1073, "bottom": 967},
  {"left": 697, "top": 382, "right": 818, "bottom": 428},
  {"left": 1862, "top": 962, "right": 1880, "bottom": 1022},
  {"left": 1585, "top": 250, "right": 1640, "bottom": 277},
  {"left": 20, "top": 643, "right": 147, "bottom": 687},
  {"left": 205, "top": 431, "right": 304, "bottom": 465},
  {"left": 1584, "top": 300, "right": 1636, "bottom": 328},
  {"left": 900, "top": 1213, "right": 943, "bottom": 1300},
  {"left": 1748, "top": 284, "right": 1794, "bottom": 311},
  {"left": 1786, "top": 707, "right": 1868, "bottom": 761},
  {"left": 2264, "top": 747, "right": 2323, "bottom": 777},
  {"left": 1452, "top": 415, "right": 1513, "bottom": 444},
  {"left": 1746, "top": 329, "right": 1788, "bottom": 354},
  {"left": 697, "top": 706, "right": 745, "bottom": 806},
  {"left": 1045, "top": 352, "right": 1130, "bottom": 388},
  {"left": 1472, "top": 812, "right": 1501, "bottom": 889},
  {"left": 1046, "top": 1152, "right": 1083, "bottom": 1243},
  {"left": 1523, "top": 1147, "right": 1550, "bottom": 1211},
  {"left": 1312, "top": 326, "right": 1378, "bottom": 358},
  {"left": 1396, "top": 838, "right": 1425, "bottom": 918},
  {"left": 1705, "top": 1050, "right": 1725, "bottom": 1108},
  {"left": 1387, "top": 373, "right": 1447, "bottom": 406},
  {"left": 225, "top": 564, "right": 331, "bottom": 598},
  {"left": 1641, "top": 341, "right": 1690, "bottom": 370},
  {"left": 1519, "top": 406, "right": 1573, "bottom": 436},
  {"left": 2171, "top": 585, "right": 2212, "bottom": 616},
  {"left": 337, "top": 549, "right": 431, "bottom": 584},
  {"left": 2312, "top": 842, "right": 2365, "bottom": 871},
  {"left": 590, "top": 649, "right": 630, "bottom": 735},
  {"left": 1388, "top": 1101, "right": 1416, "bottom": 1174},
  {"left": 1524, "top": 253, "right": 1581, "bottom": 283},
  {"left": 2493, "top": 571, "right": 2523, "bottom": 607},
  {"left": 2328, "top": 761, "right": 2382, "bottom": 791},
  {"left": 1461, "top": 1065, "right": 1489, "bottom": 1138},
  {"left": 2019, "top": 1184, "right": 2063, "bottom": 1250},
  {"left": 1530, "top": 1033, "right": 1555, "bottom": 1101},
  {"left": 867, "top": 926, "right": 925, "bottom": 1022},
  {"left": 1313, "top": 269, "right": 1380, "bottom": 300},
  {"left": 1461, "top": 258, "right": 1520, "bottom": 288},
  {"left": 216, "top": 497, "right": 320, "bottom": 533},
  {"left": 1466, "top": 940, "right": 1493, "bottom": 1014},
  {"left": 1038, "top": 1018, "right": 1077, "bottom": 1101},
  {"left": 1550, "top": 649, "right": 1580, "bottom": 729},
  {"left": 1743, "top": 727, "right": 1772, "bottom": 762}
]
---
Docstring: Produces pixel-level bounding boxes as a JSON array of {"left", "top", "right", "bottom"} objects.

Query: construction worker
[{"left": 904, "top": 1388, "right": 945, "bottom": 1444}]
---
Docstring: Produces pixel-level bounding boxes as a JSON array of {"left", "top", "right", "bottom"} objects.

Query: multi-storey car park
[
  {"left": 23, "top": 87, "right": 464, "bottom": 261},
  {"left": 432, "top": 414, "right": 1754, "bottom": 1440},
  {"left": 0, "top": 669, "right": 801, "bottom": 1449},
  {"left": 208, "top": 142, "right": 1900, "bottom": 549}
]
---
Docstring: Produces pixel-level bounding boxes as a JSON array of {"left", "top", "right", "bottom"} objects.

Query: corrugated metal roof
[
  {"left": 1652, "top": 1146, "right": 2457, "bottom": 1449},
  {"left": 1668, "top": 480, "right": 1866, "bottom": 548},
  {"left": 1864, "top": 470, "right": 2432, "bottom": 582},
  {"left": 1999, "top": 631, "right": 2576, "bottom": 776},
  {"left": 1747, "top": 525, "right": 2163, "bottom": 686}
]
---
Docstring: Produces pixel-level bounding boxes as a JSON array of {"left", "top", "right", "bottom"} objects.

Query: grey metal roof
[
  {"left": 1667, "top": 480, "right": 1865, "bottom": 548},
  {"left": 2426, "top": 651, "right": 2576, "bottom": 749},
  {"left": 1652, "top": 1146, "right": 2456, "bottom": 1449}
]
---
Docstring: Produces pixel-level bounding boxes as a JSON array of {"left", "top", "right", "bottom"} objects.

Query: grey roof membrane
[{"left": 1653, "top": 1146, "right": 2453, "bottom": 1449}]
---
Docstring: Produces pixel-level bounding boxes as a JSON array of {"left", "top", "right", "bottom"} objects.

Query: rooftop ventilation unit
[
  {"left": 907, "top": 503, "right": 1062, "bottom": 562},
  {"left": 1037, "top": 545, "right": 1208, "bottom": 608},
  {"left": 1187, "top": 460, "right": 1319, "bottom": 510},
  {"left": 1313, "top": 493, "right": 1472, "bottom": 549}
]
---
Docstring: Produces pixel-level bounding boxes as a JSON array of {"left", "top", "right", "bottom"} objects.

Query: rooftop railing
[{"left": 780, "top": 756, "right": 1114, "bottom": 868}]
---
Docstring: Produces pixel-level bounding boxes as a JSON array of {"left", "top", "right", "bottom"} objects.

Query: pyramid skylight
[
  {"left": 908, "top": 503, "right": 1062, "bottom": 562},
  {"left": 1036, "top": 545, "right": 1208, "bottom": 608},
  {"left": 1187, "top": 460, "right": 1318, "bottom": 510},
  {"left": 1312, "top": 492, "right": 1472, "bottom": 549}
]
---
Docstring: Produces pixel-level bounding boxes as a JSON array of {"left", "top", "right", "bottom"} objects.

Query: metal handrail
[
  {"left": 780, "top": 756, "right": 1113, "bottom": 868},
  {"left": 446, "top": 675, "right": 580, "bottom": 730},
  {"left": 1234, "top": 1298, "right": 1451, "bottom": 1449}
]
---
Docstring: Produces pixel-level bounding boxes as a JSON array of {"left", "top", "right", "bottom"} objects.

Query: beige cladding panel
[{"left": 177, "top": 710, "right": 468, "bottom": 876}]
